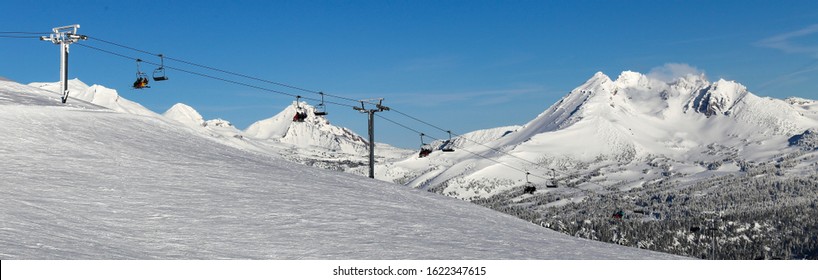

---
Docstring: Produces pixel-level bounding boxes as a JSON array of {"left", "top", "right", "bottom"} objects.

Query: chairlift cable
[
  {"left": 376, "top": 114, "right": 548, "bottom": 180},
  {"left": 0, "top": 31, "right": 51, "bottom": 34},
  {"left": 85, "top": 35, "right": 364, "bottom": 104},
  {"left": 0, "top": 35, "right": 43, "bottom": 39},
  {"left": 74, "top": 42, "right": 355, "bottom": 108}
]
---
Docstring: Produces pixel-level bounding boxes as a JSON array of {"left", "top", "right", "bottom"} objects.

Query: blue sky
[{"left": 2, "top": 0, "right": 817, "bottom": 149}]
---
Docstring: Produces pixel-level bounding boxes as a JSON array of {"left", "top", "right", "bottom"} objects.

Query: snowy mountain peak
[
  {"left": 686, "top": 78, "right": 749, "bottom": 117},
  {"left": 244, "top": 101, "right": 368, "bottom": 154},
  {"left": 204, "top": 118, "right": 235, "bottom": 128},
  {"left": 578, "top": 71, "right": 614, "bottom": 93},
  {"left": 163, "top": 103, "right": 206, "bottom": 127}
]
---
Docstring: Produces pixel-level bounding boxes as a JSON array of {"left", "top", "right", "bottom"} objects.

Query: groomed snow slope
[{"left": 0, "top": 80, "right": 680, "bottom": 259}]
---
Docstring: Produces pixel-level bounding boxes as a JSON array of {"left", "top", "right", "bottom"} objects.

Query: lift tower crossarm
[{"left": 40, "top": 24, "right": 87, "bottom": 103}]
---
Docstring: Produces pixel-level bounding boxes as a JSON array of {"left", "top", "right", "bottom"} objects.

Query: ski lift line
[
  {"left": 73, "top": 43, "right": 356, "bottom": 108},
  {"left": 0, "top": 35, "right": 44, "bottom": 39},
  {"left": 390, "top": 107, "right": 598, "bottom": 186},
  {"left": 84, "top": 35, "right": 418, "bottom": 111},
  {"left": 0, "top": 31, "right": 52, "bottom": 34},
  {"left": 375, "top": 114, "right": 551, "bottom": 180},
  {"left": 85, "top": 35, "right": 365, "bottom": 104},
  {"left": 376, "top": 114, "right": 424, "bottom": 135},
  {"left": 75, "top": 41, "right": 604, "bottom": 189},
  {"left": 76, "top": 39, "right": 602, "bottom": 189},
  {"left": 18, "top": 32, "right": 606, "bottom": 190},
  {"left": 378, "top": 113, "right": 598, "bottom": 188}
]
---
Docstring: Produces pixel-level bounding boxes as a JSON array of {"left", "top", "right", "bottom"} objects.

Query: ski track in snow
[{"left": 0, "top": 81, "right": 681, "bottom": 259}]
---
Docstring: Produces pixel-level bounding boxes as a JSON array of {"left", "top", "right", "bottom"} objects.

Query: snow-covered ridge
[
  {"left": 29, "top": 79, "right": 158, "bottom": 117},
  {"left": 164, "top": 103, "right": 205, "bottom": 127}
]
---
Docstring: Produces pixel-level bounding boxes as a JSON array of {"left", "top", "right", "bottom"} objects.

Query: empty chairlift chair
[
  {"left": 441, "top": 130, "right": 455, "bottom": 152},
  {"left": 546, "top": 169, "right": 559, "bottom": 188},
  {"left": 152, "top": 54, "right": 169, "bottom": 81},
  {"left": 314, "top": 92, "right": 328, "bottom": 116}
]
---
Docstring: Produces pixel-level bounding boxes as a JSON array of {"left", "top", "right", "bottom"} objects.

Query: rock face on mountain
[{"left": 789, "top": 129, "right": 818, "bottom": 150}]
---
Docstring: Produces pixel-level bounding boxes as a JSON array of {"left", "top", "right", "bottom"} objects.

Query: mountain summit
[{"left": 245, "top": 101, "right": 368, "bottom": 155}]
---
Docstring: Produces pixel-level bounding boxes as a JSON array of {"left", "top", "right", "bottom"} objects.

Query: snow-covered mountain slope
[
  {"left": 430, "top": 125, "right": 521, "bottom": 151},
  {"left": 493, "top": 71, "right": 817, "bottom": 160},
  {"left": 163, "top": 103, "right": 246, "bottom": 144},
  {"left": 0, "top": 80, "right": 680, "bottom": 259},
  {"left": 164, "top": 103, "right": 206, "bottom": 128},
  {"left": 386, "top": 71, "right": 818, "bottom": 199},
  {"left": 29, "top": 79, "right": 158, "bottom": 117}
]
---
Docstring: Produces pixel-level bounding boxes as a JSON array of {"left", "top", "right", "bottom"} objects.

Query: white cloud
[
  {"left": 647, "top": 63, "right": 706, "bottom": 83},
  {"left": 757, "top": 24, "right": 818, "bottom": 58}
]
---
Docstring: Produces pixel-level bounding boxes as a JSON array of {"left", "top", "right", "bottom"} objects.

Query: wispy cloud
[
  {"left": 757, "top": 24, "right": 818, "bottom": 58},
  {"left": 647, "top": 63, "right": 706, "bottom": 83},
  {"left": 758, "top": 60, "right": 818, "bottom": 90}
]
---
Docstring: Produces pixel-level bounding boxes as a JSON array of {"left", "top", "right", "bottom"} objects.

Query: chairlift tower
[
  {"left": 353, "top": 98, "right": 389, "bottom": 179},
  {"left": 40, "top": 24, "right": 87, "bottom": 103}
]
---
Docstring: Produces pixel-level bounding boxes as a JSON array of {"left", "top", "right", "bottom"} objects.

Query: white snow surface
[
  {"left": 29, "top": 79, "right": 158, "bottom": 117},
  {"left": 163, "top": 103, "right": 206, "bottom": 128},
  {"left": 0, "top": 80, "right": 680, "bottom": 259}
]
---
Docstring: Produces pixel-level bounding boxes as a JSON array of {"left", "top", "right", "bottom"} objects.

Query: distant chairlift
[
  {"left": 523, "top": 172, "right": 537, "bottom": 194},
  {"left": 546, "top": 169, "right": 559, "bottom": 188},
  {"left": 132, "top": 59, "right": 150, "bottom": 89},
  {"left": 441, "top": 130, "right": 455, "bottom": 152},
  {"left": 418, "top": 133, "right": 433, "bottom": 158},
  {"left": 314, "top": 91, "right": 328, "bottom": 116},
  {"left": 152, "top": 54, "right": 169, "bottom": 81},
  {"left": 292, "top": 96, "right": 307, "bottom": 122}
]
